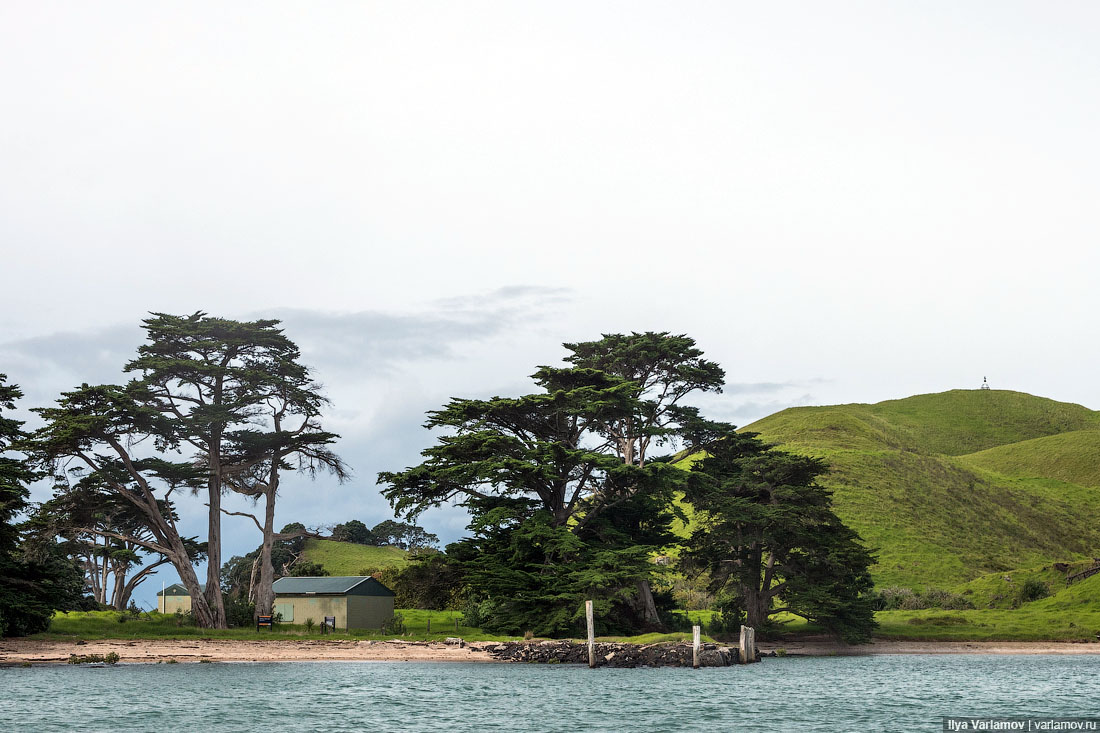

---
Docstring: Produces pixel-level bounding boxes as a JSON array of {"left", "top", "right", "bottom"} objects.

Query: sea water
[{"left": 2, "top": 654, "right": 1098, "bottom": 731}]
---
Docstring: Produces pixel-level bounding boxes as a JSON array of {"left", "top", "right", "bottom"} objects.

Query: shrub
[
  {"left": 460, "top": 596, "right": 484, "bottom": 628},
  {"left": 304, "top": 617, "right": 315, "bottom": 632},
  {"left": 223, "top": 595, "right": 255, "bottom": 628},
  {"left": 381, "top": 613, "right": 406, "bottom": 635},
  {"left": 921, "top": 588, "right": 974, "bottom": 611},
  {"left": 104, "top": 652, "right": 120, "bottom": 665},
  {"left": 873, "top": 587, "right": 973, "bottom": 611},
  {"left": 523, "top": 630, "right": 534, "bottom": 640},
  {"left": 1016, "top": 579, "right": 1049, "bottom": 604}
]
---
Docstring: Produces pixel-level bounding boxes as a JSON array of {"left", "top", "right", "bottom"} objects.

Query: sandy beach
[{"left": 4, "top": 638, "right": 1100, "bottom": 664}]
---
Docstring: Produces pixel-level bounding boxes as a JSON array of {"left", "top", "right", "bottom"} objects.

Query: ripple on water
[{"left": 2, "top": 655, "right": 1099, "bottom": 732}]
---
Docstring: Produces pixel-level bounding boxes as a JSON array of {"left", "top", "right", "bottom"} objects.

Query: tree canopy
[{"left": 683, "top": 432, "right": 877, "bottom": 643}]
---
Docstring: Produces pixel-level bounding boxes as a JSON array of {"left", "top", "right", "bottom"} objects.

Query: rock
[{"left": 444, "top": 637, "right": 465, "bottom": 647}]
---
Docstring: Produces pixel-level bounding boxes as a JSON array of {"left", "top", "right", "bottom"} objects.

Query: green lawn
[{"left": 34, "top": 601, "right": 1100, "bottom": 644}]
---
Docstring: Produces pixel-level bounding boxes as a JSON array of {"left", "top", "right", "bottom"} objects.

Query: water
[{"left": 2, "top": 655, "right": 1098, "bottom": 732}]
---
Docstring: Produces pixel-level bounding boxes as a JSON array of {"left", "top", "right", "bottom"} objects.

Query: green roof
[
  {"left": 157, "top": 583, "right": 204, "bottom": 596},
  {"left": 272, "top": 576, "right": 395, "bottom": 596}
]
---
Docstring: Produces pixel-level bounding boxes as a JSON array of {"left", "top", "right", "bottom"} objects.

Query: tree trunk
[
  {"left": 100, "top": 546, "right": 111, "bottom": 606},
  {"left": 110, "top": 563, "right": 127, "bottom": 609},
  {"left": 205, "top": 438, "right": 227, "bottom": 629},
  {"left": 636, "top": 579, "right": 661, "bottom": 627},
  {"left": 254, "top": 469, "right": 281, "bottom": 617}
]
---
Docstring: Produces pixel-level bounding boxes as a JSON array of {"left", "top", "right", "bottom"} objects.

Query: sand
[
  {"left": 4, "top": 638, "right": 1100, "bottom": 664},
  {"left": 0, "top": 638, "right": 495, "bottom": 664}
]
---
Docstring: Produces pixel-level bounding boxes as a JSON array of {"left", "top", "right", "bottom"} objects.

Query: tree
[
  {"left": 221, "top": 523, "right": 328, "bottom": 603},
  {"left": 215, "top": 357, "right": 347, "bottom": 619},
  {"left": 682, "top": 432, "right": 878, "bottom": 643},
  {"left": 26, "top": 477, "right": 205, "bottom": 610},
  {"left": 332, "top": 520, "right": 372, "bottom": 545},
  {"left": 369, "top": 520, "right": 438, "bottom": 551},
  {"left": 125, "top": 312, "right": 325, "bottom": 628},
  {"left": 563, "top": 332, "right": 726, "bottom": 624},
  {"left": 378, "top": 364, "right": 683, "bottom": 634},
  {"left": 0, "top": 375, "right": 85, "bottom": 636},
  {"left": 30, "top": 384, "right": 218, "bottom": 625}
]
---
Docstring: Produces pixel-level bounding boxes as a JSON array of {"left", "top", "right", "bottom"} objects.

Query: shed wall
[
  {"left": 347, "top": 594, "right": 395, "bottom": 630},
  {"left": 159, "top": 596, "right": 192, "bottom": 614},
  {"left": 276, "top": 596, "right": 349, "bottom": 628}
]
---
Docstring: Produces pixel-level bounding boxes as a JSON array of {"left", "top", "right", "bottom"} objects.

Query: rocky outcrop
[{"left": 480, "top": 640, "right": 746, "bottom": 667}]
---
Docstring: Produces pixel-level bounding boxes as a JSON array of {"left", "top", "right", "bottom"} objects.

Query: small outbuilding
[
  {"left": 272, "top": 576, "right": 396, "bottom": 631},
  {"left": 157, "top": 583, "right": 204, "bottom": 614}
]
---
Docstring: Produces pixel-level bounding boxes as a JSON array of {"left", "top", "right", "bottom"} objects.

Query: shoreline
[{"left": 4, "top": 638, "right": 1100, "bottom": 665}]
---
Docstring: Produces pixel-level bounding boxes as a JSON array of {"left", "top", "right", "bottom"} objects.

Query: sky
[{"left": 3, "top": 1, "right": 1098, "bottom": 608}]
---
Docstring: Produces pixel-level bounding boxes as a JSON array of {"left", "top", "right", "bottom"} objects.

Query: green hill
[
  {"left": 957, "top": 430, "right": 1100, "bottom": 488},
  {"left": 301, "top": 539, "right": 409, "bottom": 576},
  {"left": 740, "top": 389, "right": 1100, "bottom": 589},
  {"left": 748, "top": 390, "right": 1100, "bottom": 456}
]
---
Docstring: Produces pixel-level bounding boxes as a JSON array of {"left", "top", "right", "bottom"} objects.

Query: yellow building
[
  {"left": 156, "top": 583, "right": 202, "bottom": 614},
  {"left": 272, "top": 576, "right": 396, "bottom": 630}
]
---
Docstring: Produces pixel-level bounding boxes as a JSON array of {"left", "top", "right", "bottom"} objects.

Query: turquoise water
[{"left": 2, "top": 655, "right": 1098, "bottom": 731}]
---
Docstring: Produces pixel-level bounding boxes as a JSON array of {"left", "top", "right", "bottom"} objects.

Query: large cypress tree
[
  {"left": 683, "top": 432, "right": 878, "bottom": 643},
  {"left": 0, "top": 375, "right": 84, "bottom": 636}
]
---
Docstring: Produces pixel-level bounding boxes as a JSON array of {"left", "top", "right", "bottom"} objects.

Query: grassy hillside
[
  {"left": 739, "top": 389, "right": 1100, "bottom": 589},
  {"left": 748, "top": 390, "right": 1100, "bottom": 456},
  {"left": 958, "top": 430, "right": 1100, "bottom": 487},
  {"left": 301, "top": 539, "right": 409, "bottom": 576}
]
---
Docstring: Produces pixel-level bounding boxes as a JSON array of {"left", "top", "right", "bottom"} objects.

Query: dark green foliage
[
  {"left": 369, "top": 520, "right": 438, "bottom": 551},
  {"left": 381, "top": 612, "right": 406, "bottom": 635},
  {"left": 0, "top": 376, "right": 87, "bottom": 637},
  {"left": 449, "top": 498, "right": 667, "bottom": 636},
  {"left": 684, "top": 432, "right": 878, "bottom": 643},
  {"left": 331, "top": 520, "right": 372, "bottom": 545},
  {"left": 378, "top": 334, "right": 729, "bottom": 636},
  {"left": 377, "top": 552, "right": 465, "bottom": 610},
  {"left": 1016, "top": 578, "right": 1050, "bottom": 604},
  {"left": 223, "top": 594, "right": 256, "bottom": 628}
]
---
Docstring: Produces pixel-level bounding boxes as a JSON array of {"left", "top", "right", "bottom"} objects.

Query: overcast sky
[{"left": 3, "top": 1, "right": 1098, "bottom": 607}]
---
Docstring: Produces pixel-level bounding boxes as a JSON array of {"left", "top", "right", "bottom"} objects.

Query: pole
[
  {"left": 692, "top": 625, "right": 701, "bottom": 669},
  {"left": 586, "top": 600, "right": 595, "bottom": 669},
  {"left": 739, "top": 625, "right": 755, "bottom": 663},
  {"left": 426, "top": 618, "right": 431, "bottom": 635},
  {"left": 160, "top": 580, "right": 165, "bottom": 614}
]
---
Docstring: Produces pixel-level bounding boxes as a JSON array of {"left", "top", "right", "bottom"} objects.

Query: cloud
[{"left": 721, "top": 378, "right": 830, "bottom": 395}]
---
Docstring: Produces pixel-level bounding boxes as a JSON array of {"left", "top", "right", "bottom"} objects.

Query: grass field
[{"left": 300, "top": 539, "right": 409, "bottom": 575}]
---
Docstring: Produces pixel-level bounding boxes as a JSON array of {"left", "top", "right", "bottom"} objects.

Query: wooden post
[
  {"left": 454, "top": 617, "right": 459, "bottom": 632},
  {"left": 426, "top": 618, "right": 431, "bottom": 634},
  {"left": 692, "top": 625, "right": 701, "bottom": 669},
  {"left": 739, "top": 625, "right": 756, "bottom": 664},
  {"left": 586, "top": 600, "right": 595, "bottom": 669}
]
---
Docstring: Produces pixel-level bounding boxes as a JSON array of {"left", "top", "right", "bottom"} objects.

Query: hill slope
[
  {"left": 740, "top": 390, "right": 1100, "bottom": 589},
  {"left": 301, "top": 539, "right": 409, "bottom": 576},
  {"left": 957, "top": 430, "right": 1100, "bottom": 488}
]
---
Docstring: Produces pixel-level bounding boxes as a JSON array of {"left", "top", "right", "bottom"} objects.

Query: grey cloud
[
  {"left": 715, "top": 395, "right": 816, "bottom": 425},
  {"left": 722, "top": 378, "right": 831, "bottom": 395}
]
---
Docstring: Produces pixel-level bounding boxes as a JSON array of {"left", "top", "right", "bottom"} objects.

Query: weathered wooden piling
[
  {"left": 586, "top": 600, "right": 595, "bottom": 668},
  {"left": 739, "top": 625, "right": 756, "bottom": 663},
  {"left": 692, "top": 625, "right": 701, "bottom": 669}
]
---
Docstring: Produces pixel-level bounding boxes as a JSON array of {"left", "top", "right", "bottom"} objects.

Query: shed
[
  {"left": 156, "top": 583, "right": 204, "bottom": 614},
  {"left": 272, "top": 576, "right": 396, "bottom": 630}
]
